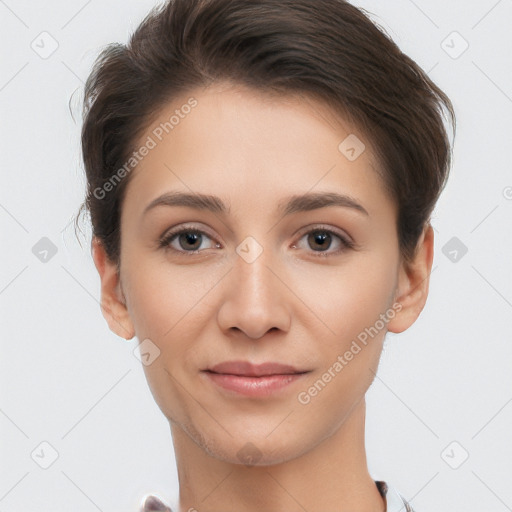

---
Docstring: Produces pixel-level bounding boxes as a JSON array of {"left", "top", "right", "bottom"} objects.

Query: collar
[
  {"left": 376, "top": 480, "right": 415, "bottom": 512},
  {"left": 141, "top": 481, "right": 414, "bottom": 511}
]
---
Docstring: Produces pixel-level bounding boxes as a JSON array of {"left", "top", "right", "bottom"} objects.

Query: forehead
[{"left": 122, "top": 81, "right": 394, "bottom": 223}]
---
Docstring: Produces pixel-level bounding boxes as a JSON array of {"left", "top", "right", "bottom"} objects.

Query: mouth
[{"left": 201, "top": 360, "right": 310, "bottom": 397}]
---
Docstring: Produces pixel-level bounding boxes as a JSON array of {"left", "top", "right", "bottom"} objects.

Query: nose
[{"left": 216, "top": 242, "right": 292, "bottom": 340}]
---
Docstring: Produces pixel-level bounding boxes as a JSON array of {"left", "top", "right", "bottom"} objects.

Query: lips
[
  {"left": 206, "top": 360, "right": 306, "bottom": 377},
  {"left": 202, "top": 360, "right": 310, "bottom": 397}
]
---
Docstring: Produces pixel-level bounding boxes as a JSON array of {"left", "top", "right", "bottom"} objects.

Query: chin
[
  {"left": 213, "top": 443, "right": 303, "bottom": 467},
  {"left": 183, "top": 418, "right": 309, "bottom": 466}
]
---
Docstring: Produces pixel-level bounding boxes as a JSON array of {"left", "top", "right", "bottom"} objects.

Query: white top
[
  {"left": 376, "top": 480, "right": 415, "bottom": 511},
  {"left": 140, "top": 480, "right": 414, "bottom": 511}
]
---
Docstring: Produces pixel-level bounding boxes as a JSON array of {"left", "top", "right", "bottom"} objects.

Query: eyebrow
[{"left": 142, "top": 191, "right": 369, "bottom": 218}]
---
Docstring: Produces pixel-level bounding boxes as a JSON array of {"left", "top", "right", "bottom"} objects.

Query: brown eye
[
  {"left": 177, "top": 231, "right": 203, "bottom": 251},
  {"left": 159, "top": 226, "right": 219, "bottom": 254},
  {"left": 294, "top": 226, "right": 354, "bottom": 257},
  {"left": 307, "top": 230, "right": 333, "bottom": 251}
]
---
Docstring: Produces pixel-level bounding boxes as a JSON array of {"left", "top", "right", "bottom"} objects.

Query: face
[{"left": 93, "top": 81, "right": 432, "bottom": 466}]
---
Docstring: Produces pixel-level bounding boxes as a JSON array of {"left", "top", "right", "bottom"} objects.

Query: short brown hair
[{"left": 77, "top": 0, "right": 456, "bottom": 267}]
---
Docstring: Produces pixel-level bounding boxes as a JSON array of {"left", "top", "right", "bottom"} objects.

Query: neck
[{"left": 170, "top": 398, "right": 385, "bottom": 512}]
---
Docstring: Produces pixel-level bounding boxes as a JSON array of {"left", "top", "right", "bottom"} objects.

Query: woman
[{"left": 77, "top": 0, "right": 455, "bottom": 510}]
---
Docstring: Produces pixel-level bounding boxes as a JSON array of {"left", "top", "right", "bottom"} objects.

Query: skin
[{"left": 92, "top": 81, "right": 434, "bottom": 512}]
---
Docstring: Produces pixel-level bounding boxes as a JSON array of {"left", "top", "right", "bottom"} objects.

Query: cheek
[
  {"left": 124, "top": 243, "right": 398, "bottom": 351},
  {"left": 288, "top": 252, "right": 398, "bottom": 348},
  {"left": 122, "top": 258, "right": 216, "bottom": 418},
  {"left": 294, "top": 258, "right": 395, "bottom": 418},
  {"left": 123, "top": 255, "right": 215, "bottom": 338}
]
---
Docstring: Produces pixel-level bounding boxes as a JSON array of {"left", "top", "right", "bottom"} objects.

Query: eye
[
  {"left": 158, "top": 224, "right": 355, "bottom": 257},
  {"left": 292, "top": 226, "right": 355, "bottom": 257},
  {"left": 158, "top": 225, "right": 220, "bottom": 255}
]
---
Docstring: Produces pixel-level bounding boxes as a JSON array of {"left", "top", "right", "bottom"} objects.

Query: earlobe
[
  {"left": 91, "top": 237, "right": 136, "bottom": 340},
  {"left": 387, "top": 224, "right": 434, "bottom": 334}
]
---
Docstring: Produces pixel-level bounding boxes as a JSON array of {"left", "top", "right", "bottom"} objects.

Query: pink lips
[{"left": 203, "top": 361, "right": 309, "bottom": 397}]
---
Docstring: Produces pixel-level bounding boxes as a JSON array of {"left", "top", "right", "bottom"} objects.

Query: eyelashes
[
  {"left": 158, "top": 226, "right": 220, "bottom": 254},
  {"left": 158, "top": 224, "right": 355, "bottom": 258}
]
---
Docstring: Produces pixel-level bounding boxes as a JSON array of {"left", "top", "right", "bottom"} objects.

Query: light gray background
[{"left": 1, "top": 0, "right": 511, "bottom": 511}]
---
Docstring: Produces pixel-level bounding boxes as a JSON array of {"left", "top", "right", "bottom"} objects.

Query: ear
[
  {"left": 91, "top": 237, "right": 135, "bottom": 340},
  {"left": 387, "top": 223, "right": 434, "bottom": 334}
]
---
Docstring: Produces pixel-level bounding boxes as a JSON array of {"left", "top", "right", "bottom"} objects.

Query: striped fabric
[
  {"left": 376, "top": 480, "right": 415, "bottom": 511},
  {"left": 140, "top": 480, "right": 414, "bottom": 511}
]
